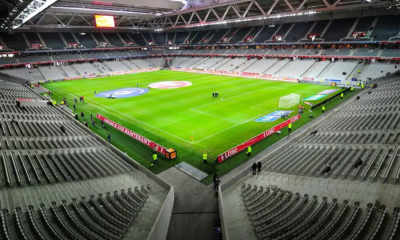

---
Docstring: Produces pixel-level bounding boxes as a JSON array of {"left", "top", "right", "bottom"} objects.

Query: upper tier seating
[
  {"left": 354, "top": 16, "right": 375, "bottom": 32},
  {"left": 24, "top": 33, "right": 42, "bottom": 45},
  {"left": 229, "top": 27, "right": 252, "bottom": 43},
  {"left": 285, "top": 22, "right": 314, "bottom": 42},
  {"left": 40, "top": 33, "right": 66, "bottom": 50},
  {"left": 0, "top": 33, "right": 28, "bottom": 51},
  {"left": 352, "top": 48, "right": 378, "bottom": 57},
  {"left": 175, "top": 32, "right": 191, "bottom": 44},
  {"left": 61, "top": 33, "right": 77, "bottom": 45},
  {"left": 310, "top": 20, "right": 329, "bottom": 35},
  {"left": 75, "top": 34, "right": 97, "bottom": 48},
  {"left": 254, "top": 26, "right": 276, "bottom": 43},
  {"left": 324, "top": 18, "right": 356, "bottom": 41},
  {"left": 153, "top": 33, "right": 166, "bottom": 45},
  {"left": 102, "top": 33, "right": 124, "bottom": 47},
  {"left": 189, "top": 30, "right": 209, "bottom": 44},
  {"left": 371, "top": 15, "right": 400, "bottom": 41},
  {"left": 208, "top": 29, "right": 229, "bottom": 44},
  {"left": 129, "top": 33, "right": 147, "bottom": 46}
]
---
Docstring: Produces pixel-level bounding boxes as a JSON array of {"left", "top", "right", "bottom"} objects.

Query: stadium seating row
[
  {"left": 0, "top": 79, "right": 170, "bottom": 239},
  {"left": 0, "top": 15, "right": 399, "bottom": 50}
]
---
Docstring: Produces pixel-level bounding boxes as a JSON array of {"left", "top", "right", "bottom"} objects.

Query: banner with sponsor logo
[
  {"left": 96, "top": 114, "right": 168, "bottom": 155},
  {"left": 217, "top": 114, "right": 300, "bottom": 163}
]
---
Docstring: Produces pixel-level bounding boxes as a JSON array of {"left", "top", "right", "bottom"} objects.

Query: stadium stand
[
  {"left": 229, "top": 27, "right": 252, "bottom": 43},
  {"left": 24, "top": 32, "right": 42, "bottom": 45},
  {"left": 18, "top": 55, "right": 51, "bottom": 63},
  {"left": 216, "top": 57, "right": 248, "bottom": 72},
  {"left": 302, "top": 60, "right": 330, "bottom": 79},
  {"left": 220, "top": 77, "right": 400, "bottom": 240},
  {"left": 39, "top": 66, "right": 64, "bottom": 80},
  {"left": 102, "top": 33, "right": 125, "bottom": 47},
  {"left": 175, "top": 32, "right": 191, "bottom": 44},
  {"left": 208, "top": 29, "right": 230, "bottom": 44},
  {"left": 0, "top": 79, "right": 171, "bottom": 240},
  {"left": 324, "top": 18, "right": 356, "bottom": 41},
  {"left": 40, "top": 33, "right": 66, "bottom": 50},
  {"left": 60, "top": 65, "right": 80, "bottom": 77},
  {"left": 240, "top": 58, "right": 277, "bottom": 74},
  {"left": 276, "top": 60, "right": 315, "bottom": 78},
  {"left": 106, "top": 51, "right": 131, "bottom": 57},
  {"left": 189, "top": 30, "right": 209, "bottom": 44},
  {"left": 352, "top": 48, "right": 378, "bottom": 57},
  {"left": 309, "top": 20, "right": 329, "bottom": 35},
  {"left": 92, "top": 33, "right": 107, "bottom": 45},
  {"left": 75, "top": 33, "right": 97, "bottom": 48},
  {"left": 72, "top": 63, "right": 102, "bottom": 75},
  {"left": 263, "top": 59, "right": 290, "bottom": 75},
  {"left": 61, "top": 33, "right": 78, "bottom": 46},
  {"left": 103, "top": 61, "right": 130, "bottom": 72},
  {"left": 274, "top": 24, "right": 292, "bottom": 39},
  {"left": 0, "top": 32, "right": 28, "bottom": 51},
  {"left": 254, "top": 26, "right": 276, "bottom": 43},
  {"left": 319, "top": 60, "right": 358, "bottom": 81},
  {"left": 353, "top": 16, "right": 375, "bottom": 33},
  {"left": 371, "top": 15, "right": 400, "bottom": 40},
  {"left": 323, "top": 48, "right": 351, "bottom": 56},
  {"left": 142, "top": 33, "right": 153, "bottom": 44},
  {"left": 285, "top": 22, "right": 314, "bottom": 42},
  {"left": 0, "top": 57, "right": 18, "bottom": 65},
  {"left": 52, "top": 53, "right": 82, "bottom": 61},
  {"left": 381, "top": 49, "right": 400, "bottom": 57},
  {"left": 129, "top": 33, "right": 147, "bottom": 46},
  {"left": 245, "top": 26, "right": 263, "bottom": 40},
  {"left": 153, "top": 33, "right": 167, "bottom": 45},
  {"left": 119, "top": 33, "right": 132, "bottom": 45}
]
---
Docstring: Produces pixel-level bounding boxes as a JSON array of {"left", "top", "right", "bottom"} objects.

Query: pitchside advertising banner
[
  {"left": 96, "top": 114, "right": 168, "bottom": 155},
  {"left": 217, "top": 114, "right": 301, "bottom": 163}
]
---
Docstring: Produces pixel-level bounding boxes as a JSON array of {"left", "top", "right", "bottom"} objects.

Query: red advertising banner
[
  {"left": 96, "top": 114, "right": 167, "bottom": 154},
  {"left": 217, "top": 114, "right": 300, "bottom": 163}
]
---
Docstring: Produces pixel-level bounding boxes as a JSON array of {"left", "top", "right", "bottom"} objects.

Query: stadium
[{"left": 0, "top": 0, "right": 400, "bottom": 239}]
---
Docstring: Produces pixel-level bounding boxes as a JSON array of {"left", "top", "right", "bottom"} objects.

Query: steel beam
[
  {"left": 296, "top": 0, "right": 308, "bottom": 11},
  {"left": 243, "top": 2, "right": 254, "bottom": 17},
  {"left": 221, "top": 5, "right": 231, "bottom": 20},
  {"left": 253, "top": 0, "right": 267, "bottom": 15},
  {"left": 267, "top": 0, "right": 280, "bottom": 14},
  {"left": 283, "top": 0, "right": 295, "bottom": 11}
]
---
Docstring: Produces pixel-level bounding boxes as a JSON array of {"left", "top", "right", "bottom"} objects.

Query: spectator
[
  {"left": 310, "top": 129, "right": 318, "bottom": 135},
  {"left": 108, "top": 133, "right": 111, "bottom": 142},
  {"left": 73, "top": 104, "right": 76, "bottom": 110},
  {"left": 252, "top": 162, "right": 257, "bottom": 175},
  {"left": 213, "top": 173, "right": 218, "bottom": 185},
  {"left": 101, "top": 120, "right": 104, "bottom": 128},
  {"left": 60, "top": 125, "right": 66, "bottom": 133},
  {"left": 354, "top": 158, "right": 363, "bottom": 169},
  {"left": 90, "top": 114, "right": 93, "bottom": 120},
  {"left": 81, "top": 111, "right": 85, "bottom": 119},
  {"left": 91, "top": 119, "right": 95, "bottom": 127},
  {"left": 257, "top": 161, "right": 262, "bottom": 173},
  {"left": 214, "top": 178, "right": 220, "bottom": 191},
  {"left": 74, "top": 114, "right": 79, "bottom": 120},
  {"left": 84, "top": 122, "right": 89, "bottom": 128},
  {"left": 321, "top": 165, "right": 331, "bottom": 175}
]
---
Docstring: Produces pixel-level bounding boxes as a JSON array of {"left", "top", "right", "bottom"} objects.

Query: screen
[{"left": 95, "top": 15, "right": 115, "bottom": 28}]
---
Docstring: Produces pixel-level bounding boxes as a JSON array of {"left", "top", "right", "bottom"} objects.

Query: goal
[{"left": 279, "top": 93, "right": 300, "bottom": 108}]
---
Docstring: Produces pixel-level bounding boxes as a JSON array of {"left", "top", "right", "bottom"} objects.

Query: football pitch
[{"left": 43, "top": 70, "right": 352, "bottom": 181}]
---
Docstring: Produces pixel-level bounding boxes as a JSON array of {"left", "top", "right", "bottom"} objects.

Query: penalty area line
[{"left": 49, "top": 84, "right": 194, "bottom": 145}]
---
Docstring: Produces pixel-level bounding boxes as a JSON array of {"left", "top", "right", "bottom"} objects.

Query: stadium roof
[{"left": 0, "top": 0, "right": 398, "bottom": 30}]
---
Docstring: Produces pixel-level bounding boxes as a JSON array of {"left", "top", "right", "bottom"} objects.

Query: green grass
[{"left": 43, "top": 70, "right": 355, "bottom": 181}]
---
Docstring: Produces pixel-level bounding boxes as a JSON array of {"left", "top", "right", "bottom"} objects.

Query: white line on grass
[
  {"left": 49, "top": 84, "right": 194, "bottom": 144},
  {"left": 190, "top": 109, "right": 241, "bottom": 124}
]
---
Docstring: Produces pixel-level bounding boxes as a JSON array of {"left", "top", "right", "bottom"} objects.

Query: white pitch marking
[{"left": 50, "top": 84, "right": 194, "bottom": 144}]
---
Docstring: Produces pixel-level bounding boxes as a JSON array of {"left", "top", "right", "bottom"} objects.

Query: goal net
[{"left": 279, "top": 93, "right": 300, "bottom": 108}]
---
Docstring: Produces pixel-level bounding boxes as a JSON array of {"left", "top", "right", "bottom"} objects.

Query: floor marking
[
  {"left": 50, "top": 84, "right": 194, "bottom": 144},
  {"left": 190, "top": 109, "right": 240, "bottom": 124},
  {"left": 50, "top": 82, "right": 337, "bottom": 145}
]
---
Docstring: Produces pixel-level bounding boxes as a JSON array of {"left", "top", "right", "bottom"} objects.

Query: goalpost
[{"left": 279, "top": 93, "right": 301, "bottom": 108}]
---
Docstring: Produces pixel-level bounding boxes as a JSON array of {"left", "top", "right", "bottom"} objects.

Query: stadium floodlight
[
  {"left": 279, "top": 94, "right": 300, "bottom": 109},
  {"left": 1, "top": 0, "right": 59, "bottom": 29}
]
